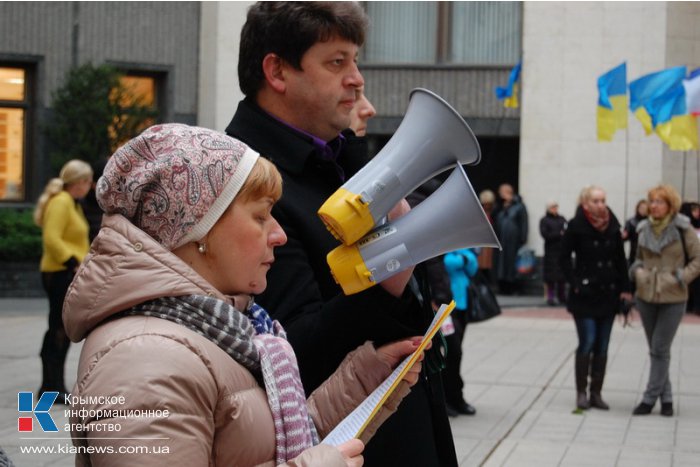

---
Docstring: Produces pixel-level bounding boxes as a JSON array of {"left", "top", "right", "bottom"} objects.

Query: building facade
[
  {"left": 0, "top": 1, "right": 199, "bottom": 204},
  {"left": 2, "top": 1, "right": 700, "bottom": 259}
]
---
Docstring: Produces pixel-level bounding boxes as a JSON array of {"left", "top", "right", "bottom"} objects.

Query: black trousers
[
  {"left": 442, "top": 308, "right": 468, "bottom": 405},
  {"left": 39, "top": 270, "right": 73, "bottom": 391}
]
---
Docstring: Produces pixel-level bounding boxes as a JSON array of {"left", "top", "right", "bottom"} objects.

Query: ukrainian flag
[
  {"left": 495, "top": 62, "right": 522, "bottom": 109},
  {"left": 629, "top": 66, "right": 686, "bottom": 134},
  {"left": 646, "top": 77, "right": 699, "bottom": 151},
  {"left": 597, "top": 63, "right": 628, "bottom": 141},
  {"left": 685, "top": 71, "right": 700, "bottom": 116}
]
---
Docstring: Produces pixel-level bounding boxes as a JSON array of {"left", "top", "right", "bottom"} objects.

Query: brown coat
[
  {"left": 63, "top": 214, "right": 410, "bottom": 466},
  {"left": 631, "top": 214, "right": 700, "bottom": 304}
]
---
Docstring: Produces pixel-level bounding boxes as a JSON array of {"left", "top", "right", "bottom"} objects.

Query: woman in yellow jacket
[{"left": 33, "top": 159, "right": 93, "bottom": 400}]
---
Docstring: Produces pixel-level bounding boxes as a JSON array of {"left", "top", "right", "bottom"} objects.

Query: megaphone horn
[
  {"left": 318, "top": 88, "right": 481, "bottom": 245},
  {"left": 327, "top": 165, "right": 501, "bottom": 295}
]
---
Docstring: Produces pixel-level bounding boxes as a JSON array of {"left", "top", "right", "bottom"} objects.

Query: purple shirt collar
[{"left": 268, "top": 112, "right": 346, "bottom": 181}]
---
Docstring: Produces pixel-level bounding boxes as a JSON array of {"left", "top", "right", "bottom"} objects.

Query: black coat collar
[{"left": 225, "top": 97, "right": 316, "bottom": 176}]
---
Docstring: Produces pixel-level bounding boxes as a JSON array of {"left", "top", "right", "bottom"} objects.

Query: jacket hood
[
  {"left": 636, "top": 213, "right": 691, "bottom": 254},
  {"left": 63, "top": 214, "right": 229, "bottom": 342}
]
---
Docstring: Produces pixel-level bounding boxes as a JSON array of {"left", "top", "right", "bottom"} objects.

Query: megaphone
[
  {"left": 318, "top": 88, "right": 481, "bottom": 245},
  {"left": 327, "top": 165, "right": 501, "bottom": 295}
]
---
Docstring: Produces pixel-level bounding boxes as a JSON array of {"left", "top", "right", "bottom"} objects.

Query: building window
[
  {"left": 0, "top": 66, "right": 28, "bottom": 201},
  {"left": 364, "top": 2, "right": 438, "bottom": 64},
  {"left": 120, "top": 75, "right": 157, "bottom": 109},
  {"left": 110, "top": 73, "right": 159, "bottom": 149},
  {"left": 363, "top": 1, "right": 521, "bottom": 66},
  {"left": 449, "top": 2, "right": 521, "bottom": 64}
]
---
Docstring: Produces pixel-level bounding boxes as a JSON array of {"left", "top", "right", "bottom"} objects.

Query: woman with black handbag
[
  {"left": 630, "top": 185, "right": 700, "bottom": 416},
  {"left": 560, "top": 185, "right": 632, "bottom": 411},
  {"left": 442, "top": 248, "right": 480, "bottom": 417}
]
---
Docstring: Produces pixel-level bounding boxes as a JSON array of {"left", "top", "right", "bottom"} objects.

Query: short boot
[
  {"left": 575, "top": 354, "right": 590, "bottom": 410},
  {"left": 39, "top": 356, "right": 70, "bottom": 401},
  {"left": 589, "top": 355, "right": 609, "bottom": 410}
]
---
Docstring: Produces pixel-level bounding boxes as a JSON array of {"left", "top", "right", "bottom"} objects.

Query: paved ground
[{"left": 1, "top": 296, "right": 699, "bottom": 466}]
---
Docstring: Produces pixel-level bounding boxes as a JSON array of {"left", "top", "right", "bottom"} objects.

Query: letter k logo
[{"left": 18, "top": 392, "right": 59, "bottom": 432}]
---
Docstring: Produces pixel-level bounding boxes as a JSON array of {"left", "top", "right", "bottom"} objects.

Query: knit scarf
[
  {"left": 127, "top": 295, "right": 318, "bottom": 463},
  {"left": 649, "top": 214, "right": 672, "bottom": 238},
  {"left": 583, "top": 206, "right": 610, "bottom": 232}
]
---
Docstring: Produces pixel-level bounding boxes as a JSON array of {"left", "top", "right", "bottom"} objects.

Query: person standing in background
[
  {"left": 80, "top": 157, "right": 108, "bottom": 243},
  {"left": 560, "top": 185, "right": 631, "bottom": 411},
  {"left": 442, "top": 248, "right": 479, "bottom": 417},
  {"left": 622, "top": 199, "right": 649, "bottom": 266},
  {"left": 478, "top": 189, "right": 496, "bottom": 284},
  {"left": 539, "top": 200, "right": 567, "bottom": 306},
  {"left": 679, "top": 201, "right": 700, "bottom": 314},
  {"left": 406, "top": 178, "right": 476, "bottom": 418},
  {"left": 493, "top": 183, "right": 528, "bottom": 295},
  {"left": 33, "top": 159, "right": 93, "bottom": 401},
  {"left": 348, "top": 86, "right": 376, "bottom": 137},
  {"left": 630, "top": 185, "right": 700, "bottom": 416}
]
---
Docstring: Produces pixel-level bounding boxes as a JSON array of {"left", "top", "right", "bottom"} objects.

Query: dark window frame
[{"left": 0, "top": 61, "right": 34, "bottom": 204}]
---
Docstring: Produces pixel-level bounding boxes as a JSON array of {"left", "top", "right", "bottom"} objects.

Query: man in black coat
[
  {"left": 225, "top": 3, "right": 458, "bottom": 466},
  {"left": 493, "top": 183, "right": 528, "bottom": 295},
  {"left": 539, "top": 201, "right": 567, "bottom": 306}
]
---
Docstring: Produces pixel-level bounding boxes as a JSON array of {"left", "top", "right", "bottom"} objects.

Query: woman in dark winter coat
[
  {"left": 560, "top": 186, "right": 632, "bottom": 411},
  {"left": 539, "top": 201, "right": 567, "bottom": 306},
  {"left": 679, "top": 201, "right": 700, "bottom": 313},
  {"left": 493, "top": 183, "right": 528, "bottom": 295},
  {"left": 622, "top": 199, "right": 649, "bottom": 265}
]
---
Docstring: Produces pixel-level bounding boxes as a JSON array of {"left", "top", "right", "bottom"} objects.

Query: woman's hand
[
  {"left": 337, "top": 438, "right": 364, "bottom": 467},
  {"left": 620, "top": 292, "right": 633, "bottom": 302},
  {"left": 376, "top": 337, "right": 430, "bottom": 387}
]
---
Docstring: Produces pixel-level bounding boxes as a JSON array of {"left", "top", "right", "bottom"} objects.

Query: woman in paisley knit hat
[{"left": 63, "top": 123, "right": 424, "bottom": 466}]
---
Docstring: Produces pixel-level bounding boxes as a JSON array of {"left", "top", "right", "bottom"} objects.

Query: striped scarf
[{"left": 127, "top": 295, "right": 318, "bottom": 463}]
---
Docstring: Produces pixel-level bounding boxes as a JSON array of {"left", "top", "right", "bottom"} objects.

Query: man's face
[{"left": 282, "top": 36, "right": 364, "bottom": 140}]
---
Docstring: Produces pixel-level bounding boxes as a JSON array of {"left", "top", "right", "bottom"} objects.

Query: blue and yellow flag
[
  {"left": 645, "top": 80, "right": 699, "bottom": 151},
  {"left": 629, "top": 66, "right": 686, "bottom": 134},
  {"left": 495, "top": 62, "right": 522, "bottom": 108},
  {"left": 597, "top": 63, "right": 628, "bottom": 141}
]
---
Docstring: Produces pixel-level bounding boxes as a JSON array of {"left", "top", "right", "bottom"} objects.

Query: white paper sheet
[{"left": 322, "top": 301, "right": 456, "bottom": 446}]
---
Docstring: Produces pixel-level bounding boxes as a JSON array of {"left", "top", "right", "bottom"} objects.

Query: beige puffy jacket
[
  {"left": 631, "top": 214, "right": 700, "bottom": 304},
  {"left": 63, "top": 214, "right": 411, "bottom": 466}
]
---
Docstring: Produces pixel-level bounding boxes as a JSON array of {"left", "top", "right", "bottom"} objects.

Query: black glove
[{"left": 63, "top": 256, "right": 79, "bottom": 271}]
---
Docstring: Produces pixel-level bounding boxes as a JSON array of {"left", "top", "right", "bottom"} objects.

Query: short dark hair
[{"left": 238, "top": 1, "right": 369, "bottom": 97}]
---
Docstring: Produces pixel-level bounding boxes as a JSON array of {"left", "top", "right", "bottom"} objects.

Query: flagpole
[
  {"left": 682, "top": 151, "right": 687, "bottom": 200},
  {"left": 624, "top": 126, "right": 629, "bottom": 220},
  {"left": 697, "top": 150, "right": 699, "bottom": 201}
]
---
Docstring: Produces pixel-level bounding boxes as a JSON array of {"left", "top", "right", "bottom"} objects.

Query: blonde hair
[
  {"left": 648, "top": 184, "right": 681, "bottom": 216},
  {"left": 578, "top": 185, "right": 606, "bottom": 205},
  {"left": 479, "top": 189, "right": 495, "bottom": 205},
  {"left": 34, "top": 159, "right": 93, "bottom": 226},
  {"left": 236, "top": 157, "right": 283, "bottom": 204}
]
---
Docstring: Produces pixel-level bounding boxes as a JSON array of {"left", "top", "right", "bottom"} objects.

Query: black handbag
[{"left": 467, "top": 272, "right": 502, "bottom": 323}]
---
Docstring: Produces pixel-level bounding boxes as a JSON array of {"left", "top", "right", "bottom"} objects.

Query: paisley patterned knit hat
[{"left": 97, "top": 123, "right": 259, "bottom": 250}]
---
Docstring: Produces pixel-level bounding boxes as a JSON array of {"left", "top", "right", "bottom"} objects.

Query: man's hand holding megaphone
[
  {"left": 323, "top": 164, "right": 501, "bottom": 296},
  {"left": 377, "top": 199, "right": 414, "bottom": 298}
]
